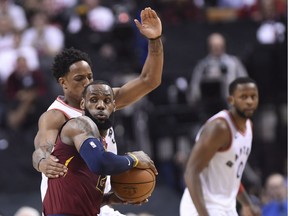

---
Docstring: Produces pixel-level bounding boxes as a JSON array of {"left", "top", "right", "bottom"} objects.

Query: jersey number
[
  {"left": 236, "top": 161, "right": 244, "bottom": 179},
  {"left": 96, "top": 175, "right": 107, "bottom": 194}
]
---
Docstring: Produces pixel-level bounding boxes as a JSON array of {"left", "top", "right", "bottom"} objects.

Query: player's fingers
[
  {"left": 150, "top": 165, "right": 158, "bottom": 176},
  {"left": 146, "top": 7, "right": 152, "bottom": 18},
  {"left": 46, "top": 173, "right": 60, "bottom": 178},
  {"left": 47, "top": 169, "right": 65, "bottom": 177},
  {"left": 134, "top": 19, "right": 141, "bottom": 29},
  {"left": 131, "top": 198, "right": 148, "bottom": 205},
  {"left": 49, "top": 155, "right": 59, "bottom": 162},
  {"left": 148, "top": 160, "right": 158, "bottom": 175},
  {"left": 150, "top": 9, "right": 157, "bottom": 18},
  {"left": 47, "top": 164, "right": 67, "bottom": 175},
  {"left": 142, "top": 8, "right": 148, "bottom": 20}
]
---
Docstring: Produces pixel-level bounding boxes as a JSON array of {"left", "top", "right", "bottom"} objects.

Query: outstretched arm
[
  {"left": 32, "top": 110, "right": 67, "bottom": 177},
  {"left": 113, "top": 7, "right": 163, "bottom": 110}
]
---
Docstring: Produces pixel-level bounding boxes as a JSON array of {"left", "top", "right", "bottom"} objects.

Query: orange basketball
[{"left": 111, "top": 168, "right": 156, "bottom": 203}]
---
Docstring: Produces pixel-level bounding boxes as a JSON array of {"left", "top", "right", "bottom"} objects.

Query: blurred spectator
[
  {"left": 14, "top": 206, "right": 40, "bottom": 216},
  {"left": 187, "top": 32, "right": 248, "bottom": 118},
  {"left": 41, "top": 0, "right": 77, "bottom": 28},
  {"left": 255, "top": 0, "right": 286, "bottom": 45},
  {"left": 67, "top": 0, "right": 115, "bottom": 34},
  {"left": 244, "top": 0, "right": 286, "bottom": 180},
  {"left": 4, "top": 55, "right": 47, "bottom": 130},
  {"left": 0, "top": 31, "right": 40, "bottom": 83},
  {"left": 156, "top": 0, "right": 204, "bottom": 24},
  {"left": 0, "top": 14, "right": 15, "bottom": 51},
  {"left": 21, "top": 10, "right": 64, "bottom": 58},
  {"left": 1, "top": 55, "right": 48, "bottom": 193},
  {"left": 21, "top": 9, "right": 64, "bottom": 96},
  {"left": 217, "top": 0, "right": 256, "bottom": 9},
  {"left": 261, "top": 173, "right": 288, "bottom": 216},
  {"left": 66, "top": 0, "right": 118, "bottom": 77},
  {"left": 0, "top": 0, "right": 28, "bottom": 31}
]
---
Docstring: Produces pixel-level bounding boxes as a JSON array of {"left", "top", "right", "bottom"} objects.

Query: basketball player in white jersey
[
  {"left": 32, "top": 7, "right": 163, "bottom": 216},
  {"left": 180, "top": 77, "right": 261, "bottom": 216}
]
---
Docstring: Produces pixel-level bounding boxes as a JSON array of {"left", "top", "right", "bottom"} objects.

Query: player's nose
[{"left": 96, "top": 100, "right": 105, "bottom": 109}]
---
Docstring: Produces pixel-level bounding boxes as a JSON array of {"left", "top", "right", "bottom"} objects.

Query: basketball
[{"left": 111, "top": 168, "right": 156, "bottom": 203}]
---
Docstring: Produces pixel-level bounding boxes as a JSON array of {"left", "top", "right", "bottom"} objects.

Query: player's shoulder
[
  {"left": 206, "top": 117, "right": 230, "bottom": 133},
  {"left": 39, "top": 109, "right": 67, "bottom": 125},
  {"left": 69, "top": 116, "right": 95, "bottom": 129},
  {"left": 65, "top": 116, "right": 99, "bottom": 136},
  {"left": 76, "top": 115, "right": 92, "bottom": 122}
]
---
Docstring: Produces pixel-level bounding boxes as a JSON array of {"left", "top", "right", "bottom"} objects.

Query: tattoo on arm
[
  {"left": 33, "top": 140, "right": 54, "bottom": 171},
  {"left": 75, "top": 117, "right": 97, "bottom": 138},
  {"left": 149, "top": 39, "right": 163, "bottom": 56}
]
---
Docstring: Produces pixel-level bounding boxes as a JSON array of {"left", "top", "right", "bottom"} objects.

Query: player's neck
[
  {"left": 229, "top": 111, "right": 247, "bottom": 132},
  {"left": 63, "top": 96, "right": 81, "bottom": 109}
]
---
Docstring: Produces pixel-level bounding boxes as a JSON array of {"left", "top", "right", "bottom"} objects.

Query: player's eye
[
  {"left": 105, "top": 98, "right": 111, "bottom": 104},
  {"left": 90, "top": 98, "right": 98, "bottom": 103}
]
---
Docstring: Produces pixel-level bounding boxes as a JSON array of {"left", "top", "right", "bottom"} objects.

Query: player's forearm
[
  {"left": 185, "top": 171, "right": 209, "bottom": 216},
  {"left": 190, "top": 183, "right": 209, "bottom": 215},
  {"left": 32, "top": 148, "right": 46, "bottom": 171},
  {"left": 141, "top": 38, "right": 163, "bottom": 88},
  {"left": 237, "top": 183, "right": 253, "bottom": 207},
  {"left": 79, "top": 138, "right": 137, "bottom": 175},
  {"left": 32, "top": 142, "right": 54, "bottom": 172}
]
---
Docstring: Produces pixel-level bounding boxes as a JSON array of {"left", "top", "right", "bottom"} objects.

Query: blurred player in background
[{"left": 180, "top": 77, "right": 261, "bottom": 216}]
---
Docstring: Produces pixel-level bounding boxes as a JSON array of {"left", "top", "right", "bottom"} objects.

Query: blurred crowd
[{"left": 0, "top": 0, "right": 286, "bottom": 215}]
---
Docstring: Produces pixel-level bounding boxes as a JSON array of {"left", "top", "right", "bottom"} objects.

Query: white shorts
[
  {"left": 98, "top": 205, "right": 125, "bottom": 216},
  {"left": 180, "top": 188, "right": 238, "bottom": 216}
]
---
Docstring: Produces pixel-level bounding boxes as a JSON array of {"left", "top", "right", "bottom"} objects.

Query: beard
[
  {"left": 84, "top": 108, "right": 113, "bottom": 131},
  {"left": 235, "top": 108, "right": 252, "bottom": 119}
]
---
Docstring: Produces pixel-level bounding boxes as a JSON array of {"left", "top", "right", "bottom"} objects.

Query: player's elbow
[
  {"left": 140, "top": 72, "right": 162, "bottom": 90},
  {"left": 146, "top": 78, "right": 161, "bottom": 92},
  {"left": 149, "top": 76, "right": 161, "bottom": 89},
  {"left": 184, "top": 166, "right": 198, "bottom": 186}
]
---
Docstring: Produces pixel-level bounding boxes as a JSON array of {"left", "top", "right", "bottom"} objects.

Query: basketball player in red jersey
[
  {"left": 43, "top": 80, "right": 157, "bottom": 216},
  {"left": 33, "top": 7, "right": 163, "bottom": 215}
]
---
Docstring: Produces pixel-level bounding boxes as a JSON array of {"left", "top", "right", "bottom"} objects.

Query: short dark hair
[
  {"left": 82, "top": 80, "right": 113, "bottom": 98},
  {"left": 229, "top": 77, "right": 257, "bottom": 95},
  {"left": 52, "top": 47, "right": 93, "bottom": 81}
]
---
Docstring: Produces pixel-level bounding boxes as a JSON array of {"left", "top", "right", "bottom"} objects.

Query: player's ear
[
  {"left": 227, "top": 95, "right": 234, "bottom": 106},
  {"left": 80, "top": 98, "right": 85, "bottom": 110},
  {"left": 58, "top": 77, "right": 67, "bottom": 89}
]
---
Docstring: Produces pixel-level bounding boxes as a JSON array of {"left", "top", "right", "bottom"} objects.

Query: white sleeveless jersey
[
  {"left": 180, "top": 110, "right": 253, "bottom": 216},
  {"left": 41, "top": 96, "right": 122, "bottom": 216}
]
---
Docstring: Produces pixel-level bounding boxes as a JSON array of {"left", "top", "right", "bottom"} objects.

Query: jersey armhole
[{"left": 217, "top": 117, "right": 232, "bottom": 152}]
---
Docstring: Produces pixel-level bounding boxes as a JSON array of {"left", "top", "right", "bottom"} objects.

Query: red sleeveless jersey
[{"left": 43, "top": 136, "right": 106, "bottom": 216}]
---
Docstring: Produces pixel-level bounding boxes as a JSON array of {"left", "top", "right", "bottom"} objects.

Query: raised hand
[{"left": 134, "top": 7, "right": 162, "bottom": 40}]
